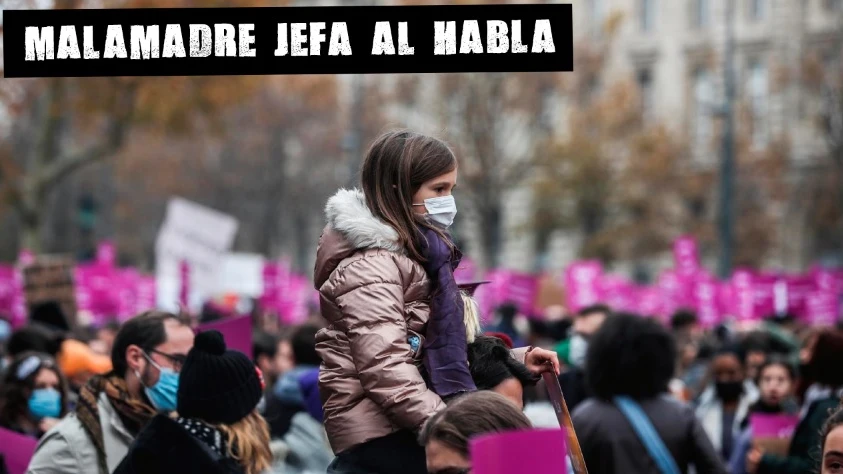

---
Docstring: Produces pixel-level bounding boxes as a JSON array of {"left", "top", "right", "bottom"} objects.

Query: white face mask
[{"left": 413, "top": 195, "right": 457, "bottom": 228}]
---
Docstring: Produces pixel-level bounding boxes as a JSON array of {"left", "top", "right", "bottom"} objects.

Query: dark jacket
[
  {"left": 559, "top": 367, "right": 591, "bottom": 413},
  {"left": 113, "top": 415, "right": 243, "bottom": 474},
  {"left": 572, "top": 395, "right": 726, "bottom": 474},
  {"left": 757, "top": 396, "right": 840, "bottom": 474}
]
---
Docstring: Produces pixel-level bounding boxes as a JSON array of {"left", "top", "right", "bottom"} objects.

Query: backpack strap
[{"left": 613, "top": 396, "right": 681, "bottom": 474}]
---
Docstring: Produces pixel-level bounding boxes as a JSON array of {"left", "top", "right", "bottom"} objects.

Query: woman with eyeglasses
[
  {"left": 419, "top": 391, "right": 533, "bottom": 474},
  {"left": 0, "top": 352, "right": 69, "bottom": 439}
]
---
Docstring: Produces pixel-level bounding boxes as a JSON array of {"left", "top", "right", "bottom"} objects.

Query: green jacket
[
  {"left": 757, "top": 397, "right": 840, "bottom": 474},
  {"left": 554, "top": 338, "right": 571, "bottom": 367}
]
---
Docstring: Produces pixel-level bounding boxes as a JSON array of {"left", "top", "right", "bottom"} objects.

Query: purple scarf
[{"left": 418, "top": 226, "right": 476, "bottom": 399}]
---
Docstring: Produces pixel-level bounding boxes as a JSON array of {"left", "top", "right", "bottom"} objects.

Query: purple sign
[
  {"left": 806, "top": 289, "right": 839, "bottom": 326},
  {"left": 0, "top": 426, "right": 38, "bottom": 474},
  {"left": 750, "top": 413, "right": 799, "bottom": 438},
  {"left": 195, "top": 315, "right": 252, "bottom": 356},
  {"left": 693, "top": 273, "right": 721, "bottom": 328},
  {"left": 730, "top": 269, "right": 758, "bottom": 322},
  {"left": 471, "top": 429, "right": 568, "bottom": 474},
  {"left": 673, "top": 236, "right": 700, "bottom": 276},
  {"left": 96, "top": 241, "right": 116, "bottom": 267}
]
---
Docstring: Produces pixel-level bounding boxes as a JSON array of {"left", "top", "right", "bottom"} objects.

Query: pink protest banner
[
  {"left": 0, "top": 426, "right": 38, "bottom": 474},
  {"left": 635, "top": 286, "right": 663, "bottom": 319},
  {"left": 785, "top": 276, "right": 815, "bottom": 321},
  {"left": 96, "top": 241, "right": 116, "bottom": 267},
  {"left": 471, "top": 429, "right": 569, "bottom": 474},
  {"left": 597, "top": 274, "right": 636, "bottom": 314},
  {"left": 673, "top": 236, "right": 700, "bottom": 276},
  {"left": 453, "top": 257, "right": 477, "bottom": 283},
  {"left": 135, "top": 276, "right": 157, "bottom": 315},
  {"left": 805, "top": 289, "right": 839, "bottom": 327},
  {"left": 564, "top": 261, "right": 603, "bottom": 313},
  {"left": 195, "top": 315, "right": 252, "bottom": 356},
  {"left": 657, "top": 270, "right": 692, "bottom": 319},
  {"left": 505, "top": 271, "right": 541, "bottom": 317},
  {"left": 751, "top": 273, "right": 777, "bottom": 320},
  {"left": 474, "top": 269, "right": 511, "bottom": 323},
  {"left": 179, "top": 261, "right": 190, "bottom": 309},
  {"left": 693, "top": 273, "right": 721, "bottom": 329},
  {"left": 750, "top": 413, "right": 799, "bottom": 456},
  {"left": 730, "top": 269, "right": 758, "bottom": 323}
]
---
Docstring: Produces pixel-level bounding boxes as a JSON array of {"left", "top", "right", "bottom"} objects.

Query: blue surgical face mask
[
  {"left": 137, "top": 353, "right": 179, "bottom": 412},
  {"left": 29, "top": 388, "right": 62, "bottom": 420}
]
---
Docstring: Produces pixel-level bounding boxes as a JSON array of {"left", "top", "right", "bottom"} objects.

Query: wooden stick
[{"left": 542, "top": 371, "right": 589, "bottom": 474}]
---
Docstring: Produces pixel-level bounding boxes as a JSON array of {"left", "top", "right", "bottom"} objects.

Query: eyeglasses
[
  {"left": 429, "top": 468, "right": 471, "bottom": 474},
  {"left": 146, "top": 350, "right": 187, "bottom": 373}
]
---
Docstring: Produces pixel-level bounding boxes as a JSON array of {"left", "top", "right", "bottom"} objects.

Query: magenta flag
[
  {"left": 96, "top": 241, "right": 116, "bottom": 267},
  {"left": 505, "top": 271, "right": 541, "bottom": 317},
  {"left": 657, "top": 270, "right": 691, "bottom": 318},
  {"left": 471, "top": 429, "right": 568, "bottom": 474},
  {"left": 0, "top": 427, "right": 38, "bottom": 474},
  {"left": 730, "top": 269, "right": 758, "bottom": 322},
  {"left": 673, "top": 236, "right": 700, "bottom": 276},
  {"left": 751, "top": 273, "right": 777, "bottom": 320},
  {"left": 693, "top": 273, "right": 721, "bottom": 328},
  {"left": 597, "top": 274, "right": 636, "bottom": 313},
  {"left": 636, "top": 286, "right": 663, "bottom": 318},
  {"left": 564, "top": 261, "right": 603, "bottom": 313},
  {"left": 195, "top": 315, "right": 252, "bottom": 356},
  {"left": 806, "top": 289, "right": 839, "bottom": 326}
]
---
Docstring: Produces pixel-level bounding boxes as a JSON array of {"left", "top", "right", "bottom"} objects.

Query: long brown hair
[
  {"left": 173, "top": 409, "right": 272, "bottom": 474},
  {"left": 419, "top": 391, "right": 532, "bottom": 458},
  {"left": 360, "top": 129, "right": 457, "bottom": 262}
]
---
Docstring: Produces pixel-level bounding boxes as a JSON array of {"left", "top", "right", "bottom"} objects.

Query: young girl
[
  {"left": 313, "top": 130, "right": 558, "bottom": 474},
  {"left": 728, "top": 357, "right": 798, "bottom": 474},
  {"left": 819, "top": 401, "right": 843, "bottom": 474}
]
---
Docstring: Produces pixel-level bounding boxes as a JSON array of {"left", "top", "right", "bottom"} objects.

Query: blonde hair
[
  {"left": 461, "top": 291, "right": 482, "bottom": 344},
  {"left": 172, "top": 410, "right": 271, "bottom": 474}
]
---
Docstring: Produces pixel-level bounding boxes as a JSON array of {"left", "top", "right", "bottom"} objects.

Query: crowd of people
[{"left": 0, "top": 128, "right": 841, "bottom": 474}]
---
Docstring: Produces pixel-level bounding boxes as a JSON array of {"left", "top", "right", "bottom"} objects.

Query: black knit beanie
[{"left": 177, "top": 330, "right": 263, "bottom": 425}]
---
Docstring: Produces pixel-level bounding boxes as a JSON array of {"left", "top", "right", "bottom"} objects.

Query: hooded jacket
[{"left": 313, "top": 189, "right": 445, "bottom": 455}]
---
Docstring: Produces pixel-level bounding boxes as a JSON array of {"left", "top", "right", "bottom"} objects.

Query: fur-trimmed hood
[{"left": 313, "top": 188, "right": 403, "bottom": 289}]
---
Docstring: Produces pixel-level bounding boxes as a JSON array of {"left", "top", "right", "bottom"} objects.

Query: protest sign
[
  {"left": 21, "top": 256, "right": 77, "bottom": 328},
  {"left": 0, "top": 426, "right": 38, "bottom": 474},
  {"left": 751, "top": 414, "right": 799, "bottom": 456},
  {"left": 218, "top": 253, "right": 265, "bottom": 298},
  {"left": 155, "top": 198, "right": 238, "bottom": 313},
  {"left": 195, "top": 315, "right": 252, "bottom": 356},
  {"left": 472, "top": 429, "right": 569, "bottom": 474},
  {"left": 564, "top": 261, "right": 602, "bottom": 313},
  {"left": 673, "top": 236, "right": 700, "bottom": 276}
]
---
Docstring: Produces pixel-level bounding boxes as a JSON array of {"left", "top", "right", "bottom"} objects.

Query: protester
[
  {"left": 740, "top": 331, "right": 773, "bottom": 383},
  {"left": 695, "top": 346, "right": 760, "bottom": 463},
  {"left": 252, "top": 330, "right": 283, "bottom": 390},
  {"left": 0, "top": 352, "right": 69, "bottom": 438},
  {"left": 466, "top": 335, "right": 538, "bottom": 410},
  {"left": 26, "top": 310, "right": 195, "bottom": 474},
  {"left": 818, "top": 401, "right": 843, "bottom": 474},
  {"left": 746, "top": 328, "right": 843, "bottom": 474},
  {"left": 7, "top": 325, "right": 64, "bottom": 361},
  {"left": 312, "top": 130, "right": 558, "bottom": 474},
  {"left": 728, "top": 357, "right": 798, "bottom": 474},
  {"left": 485, "top": 303, "right": 528, "bottom": 348},
  {"left": 112, "top": 330, "right": 270, "bottom": 474},
  {"left": 572, "top": 312, "right": 725, "bottom": 474},
  {"left": 554, "top": 304, "right": 610, "bottom": 412},
  {"left": 264, "top": 324, "right": 321, "bottom": 439},
  {"left": 419, "top": 391, "right": 533, "bottom": 474}
]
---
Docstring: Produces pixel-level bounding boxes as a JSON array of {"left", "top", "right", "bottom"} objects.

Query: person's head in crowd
[
  {"left": 419, "top": 391, "right": 532, "bottom": 474},
  {"left": 741, "top": 331, "right": 772, "bottom": 381},
  {"left": 670, "top": 309, "right": 701, "bottom": 341},
  {"left": 799, "top": 329, "right": 843, "bottom": 390},
  {"left": 819, "top": 401, "right": 843, "bottom": 474},
  {"left": 177, "top": 330, "right": 271, "bottom": 474},
  {"left": 7, "top": 325, "right": 64, "bottom": 360},
  {"left": 290, "top": 324, "right": 321, "bottom": 368},
  {"left": 112, "top": 310, "right": 195, "bottom": 412},
  {"left": 564, "top": 304, "right": 611, "bottom": 369},
  {"left": 252, "top": 330, "right": 286, "bottom": 387},
  {"left": 29, "top": 301, "right": 71, "bottom": 334},
  {"left": 754, "top": 357, "right": 795, "bottom": 411},
  {"left": 710, "top": 345, "right": 748, "bottom": 403},
  {"left": 467, "top": 336, "right": 537, "bottom": 409},
  {"left": 0, "top": 352, "right": 68, "bottom": 437},
  {"left": 585, "top": 312, "right": 675, "bottom": 401}
]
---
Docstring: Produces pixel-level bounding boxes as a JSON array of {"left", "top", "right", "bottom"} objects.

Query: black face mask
[{"left": 715, "top": 381, "right": 743, "bottom": 401}]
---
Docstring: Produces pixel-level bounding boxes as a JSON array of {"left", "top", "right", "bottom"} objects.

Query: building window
[
  {"left": 640, "top": 0, "right": 655, "bottom": 32},
  {"left": 747, "top": 60, "right": 769, "bottom": 148},
  {"left": 691, "top": 0, "right": 709, "bottom": 29},
  {"left": 748, "top": 0, "right": 765, "bottom": 21},
  {"left": 692, "top": 68, "right": 713, "bottom": 149},
  {"left": 637, "top": 68, "right": 654, "bottom": 121}
]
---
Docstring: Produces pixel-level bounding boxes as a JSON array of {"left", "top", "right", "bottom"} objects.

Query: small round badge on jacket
[{"left": 408, "top": 335, "right": 421, "bottom": 353}]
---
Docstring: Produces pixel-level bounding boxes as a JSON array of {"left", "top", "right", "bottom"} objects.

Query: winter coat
[
  {"left": 694, "top": 381, "right": 760, "bottom": 459},
  {"left": 572, "top": 395, "right": 726, "bottom": 474},
  {"left": 112, "top": 415, "right": 243, "bottom": 474},
  {"left": 273, "top": 412, "right": 333, "bottom": 474},
  {"left": 267, "top": 366, "right": 319, "bottom": 439},
  {"left": 313, "top": 189, "right": 526, "bottom": 455},
  {"left": 27, "top": 393, "right": 134, "bottom": 474}
]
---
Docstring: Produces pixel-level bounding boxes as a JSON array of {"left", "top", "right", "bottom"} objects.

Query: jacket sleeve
[
  {"left": 26, "top": 430, "right": 82, "bottom": 474},
  {"left": 334, "top": 254, "right": 444, "bottom": 431},
  {"left": 689, "top": 412, "right": 728, "bottom": 474}
]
